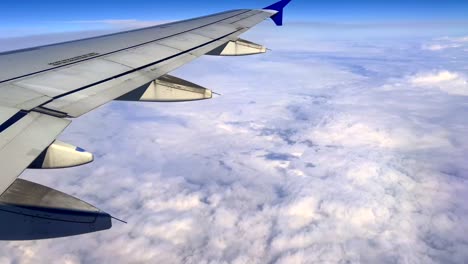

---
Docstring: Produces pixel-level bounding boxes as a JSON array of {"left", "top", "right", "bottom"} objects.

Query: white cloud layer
[
  {"left": 409, "top": 71, "right": 468, "bottom": 96},
  {"left": 0, "top": 23, "right": 468, "bottom": 264},
  {"left": 422, "top": 35, "right": 468, "bottom": 51},
  {"left": 422, "top": 43, "right": 461, "bottom": 51}
]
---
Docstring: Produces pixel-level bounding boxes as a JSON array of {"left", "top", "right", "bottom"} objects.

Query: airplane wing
[{"left": 0, "top": 0, "right": 292, "bottom": 240}]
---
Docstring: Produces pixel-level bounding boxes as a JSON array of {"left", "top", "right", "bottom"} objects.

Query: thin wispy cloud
[{"left": 422, "top": 35, "right": 468, "bottom": 50}]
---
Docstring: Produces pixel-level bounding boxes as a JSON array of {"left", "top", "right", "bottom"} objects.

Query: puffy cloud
[
  {"left": 411, "top": 70, "right": 459, "bottom": 84},
  {"left": 1, "top": 22, "right": 468, "bottom": 264},
  {"left": 409, "top": 71, "right": 468, "bottom": 96}
]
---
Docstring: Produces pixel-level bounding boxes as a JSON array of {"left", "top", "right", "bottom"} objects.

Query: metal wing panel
[
  {"left": 13, "top": 59, "right": 133, "bottom": 98},
  {"left": 44, "top": 53, "right": 200, "bottom": 117},
  {"left": 102, "top": 43, "right": 180, "bottom": 69},
  {"left": 40, "top": 37, "right": 238, "bottom": 117},
  {"left": 1, "top": 9, "right": 274, "bottom": 118},
  {"left": 0, "top": 85, "right": 52, "bottom": 111},
  {"left": 0, "top": 10, "right": 258, "bottom": 112},
  {"left": 189, "top": 23, "right": 240, "bottom": 39},
  {"left": 0, "top": 10, "right": 249, "bottom": 83},
  {"left": 221, "top": 10, "right": 262, "bottom": 24},
  {"left": 231, "top": 11, "right": 273, "bottom": 28},
  {"left": 156, "top": 32, "right": 214, "bottom": 51},
  {"left": 45, "top": 71, "right": 154, "bottom": 116},
  {"left": 0, "top": 107, "right": 71, "bottom": 195}
]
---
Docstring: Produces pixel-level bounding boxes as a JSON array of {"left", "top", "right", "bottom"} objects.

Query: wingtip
[
  {"left": 264, "top": 0, "right": 292, "bottom": 10},
  {"left": 263, "top": 0, "right": 293, "bottom": 26}
]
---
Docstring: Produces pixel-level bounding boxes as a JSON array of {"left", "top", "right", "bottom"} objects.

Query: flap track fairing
[
  {"left": 28, "top": 140, "right": 93, "bottom": 169},
  {"left": 207, "top": 38, "right": 267, "bottom": 56},
  {"left": 115, "top": 74, "right": 213, "bottom": 102}
]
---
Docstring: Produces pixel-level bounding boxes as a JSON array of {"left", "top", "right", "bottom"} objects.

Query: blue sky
[{"left": 1, "top": 0, "right": 468, "bottom": 32}]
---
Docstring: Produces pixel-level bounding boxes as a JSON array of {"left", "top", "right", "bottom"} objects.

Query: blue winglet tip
[{"left": 263, "top": 0, "right": 292, "bottom": 26}]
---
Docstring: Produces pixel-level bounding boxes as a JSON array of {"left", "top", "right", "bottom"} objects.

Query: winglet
[{"left": 264, "top": 0, "right": 292, "bottom": 26}]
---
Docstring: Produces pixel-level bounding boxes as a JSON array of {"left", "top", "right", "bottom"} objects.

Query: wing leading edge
[{"left": 0, "top": 0, "right": 292, "bottom": 240}]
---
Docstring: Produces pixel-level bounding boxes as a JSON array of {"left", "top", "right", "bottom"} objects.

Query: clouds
[
  {"left": 422, "top": 43, "right": 461, "bottom": 51},
  {"left": 422, "top": 35, "right": 468, "bottom": 51},
  {"left": 1, "top": 23, "right": 468, "bottom": 264},
  {"left": 411, "top": 70, "right": 459, "bottom": 84},
  {"left": 409, "top": 71, "right": 468, "bottom": 96}
]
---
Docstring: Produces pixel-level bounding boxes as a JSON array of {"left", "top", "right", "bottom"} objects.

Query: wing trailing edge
[{"left": 0, "top": 179, "right": 111, "bottom": 240}]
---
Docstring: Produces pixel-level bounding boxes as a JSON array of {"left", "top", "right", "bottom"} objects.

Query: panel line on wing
[
  {"left": 47, "top": 29, "right": 243, "bottom": 101},
  {"left": 228, "top": 11, "right": 263, "bottom": 24},
  {"left": 0, "top": 111, "right": 28, "bottom": 133},
  {"left": 0, "top": 10, "right": 252, "bottom": 85}
]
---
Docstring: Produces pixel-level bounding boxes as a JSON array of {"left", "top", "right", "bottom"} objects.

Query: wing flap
[
  {"left": 0, "top": 107, "right": 71, "bottom": 194},
  {"left": 46, "top": 72, "right": 153, "bottom": 116},
  {"left": 0, "top": 84, "right": 52, "bottom": 110},
  {"left": 44, "top": 52, "right": 201, "bottom": 117},
  {"left": 0, "top": 178, "right": 111, "bottom": 240}
]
